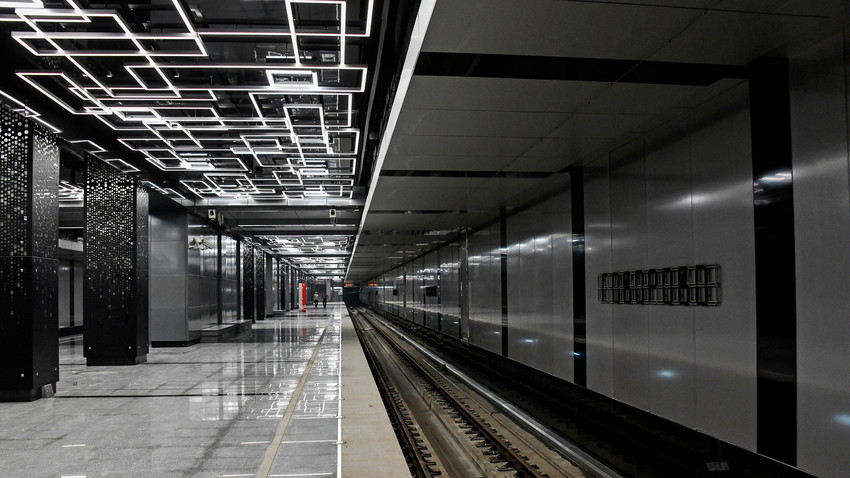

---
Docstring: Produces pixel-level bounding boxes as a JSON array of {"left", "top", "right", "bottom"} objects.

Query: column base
[
  {"left": 151, "top": 338, "right": 200, "bottom": 348},
  {"left": 0, "top": 383, "right": 56, "bottom": 402},
  {"left": 87, "top": 355, "right": 147, "bottom": 366}
]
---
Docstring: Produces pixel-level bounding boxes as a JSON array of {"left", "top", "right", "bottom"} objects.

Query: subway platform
[{"left": 0, "top": 304, "right": 407, "bottom": 477}]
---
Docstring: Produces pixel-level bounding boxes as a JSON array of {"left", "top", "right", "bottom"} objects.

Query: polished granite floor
[{"left": 0, "top": 304, "right": 344, "bottom": 478}]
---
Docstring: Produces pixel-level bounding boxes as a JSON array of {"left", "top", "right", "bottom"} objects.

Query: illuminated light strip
[
  {"left": 0, "top": 0, "right": 42, "bottom": 7},
  {"left": 265, "top": 69, "right": 318, "bottom": 88},
  {"left": 123, "top": 64, "right": 367, "bottom": 91},
  {"left": 340, "top": 1, "right": 346, "bottom": 64},
  {"left": 103, "top": 158, "right": 139, "bottom": 173},
  {"left": 9, "top": 0, "right": 371, "bottom": 197},
  {"left": 284, "top": 0, "right": 301, "bottom": 65},
  {"left": 0, "top": 88, "right": 62, "bottom": 133},
  {"left": 13, "top": 31, "right": 203, "bottom": 40},
  {"left": 17, "top": 72, "right": 110, "bottom": 114},
  {"left": 143, "top": 181, "right": 188, "bottom": 201},
  {"left": 69, "top": 139, "right": 106, "bottom": 154}
]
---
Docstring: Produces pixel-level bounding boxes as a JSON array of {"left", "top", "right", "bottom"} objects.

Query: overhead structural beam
[
  {"left": 211, "top": 204, "right": 364, "bottom": 213},
  {"left": 234, "top": 219, "right": 357, "bottom": 227},
  {"left": 190, "top": 198, "right": 366, "bottom": 208},
  {"left": 237, "top": 228, "right": 357, "bottom": 236},
  {"left": 414, "top": 52, "right": 750, "bottom": 85},
  {"left": 279, "top": 253, "right": 350, "bottom": 258}
]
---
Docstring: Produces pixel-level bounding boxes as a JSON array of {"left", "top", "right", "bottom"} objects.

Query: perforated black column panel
[
  {"left": 84, "top": 156, "right": 149, "bottom": 365},
  {"left": 0, "top": 105, "right": 59, "bottom": 401},
  {"left": 242, "top": 241, "right": 255, "bottom": 323},
  {"left": 255, "top": 249, "right": 265, "bottom": 321},
  {"left": 135, "top": 186, "right": 149, "bottom": 350}
]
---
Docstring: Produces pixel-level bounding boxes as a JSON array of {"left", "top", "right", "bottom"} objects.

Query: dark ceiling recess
[
  {"left": 0, "top": 0, "right": 385, "bottom": 279},
  {"left": 357, "top": 0, "right": 421, "bottom": 188}
]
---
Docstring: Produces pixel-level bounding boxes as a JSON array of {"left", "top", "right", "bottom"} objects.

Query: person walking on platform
[
  {"left": 322, "top": 293, "right": 328, "bottom": 308},
  {"left": 313, "top": 292, "right": 319, "bottom": 308}
]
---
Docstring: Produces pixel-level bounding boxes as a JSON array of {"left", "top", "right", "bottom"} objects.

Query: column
[
  {"left": 255, "top": 248, "right": 266, "bottom": 321},
  {"left": 84, "top": 155, "right": 149, "bottom": 366},
  {"left": 0, "top": 105, "right": 60, "bottom": 401},
  {"left": 242, "top": 241, "right": 255, "bottom": 323}
]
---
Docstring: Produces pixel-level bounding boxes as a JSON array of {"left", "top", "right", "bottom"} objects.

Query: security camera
[
  {"left": 328, "top": 209, "right": 337, "bottom": 218},
  {"left": 207, "top": 209, "right": 216, "bottom": 220}
]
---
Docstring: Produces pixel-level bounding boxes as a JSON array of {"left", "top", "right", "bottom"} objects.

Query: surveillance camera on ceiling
[{"left": 329, "top": 209, "right": 337, "bottom": 218}]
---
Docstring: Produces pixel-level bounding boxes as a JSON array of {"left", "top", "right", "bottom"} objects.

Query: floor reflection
[{"left": 0, "top": 303, "right": 345, "bottom": 477}]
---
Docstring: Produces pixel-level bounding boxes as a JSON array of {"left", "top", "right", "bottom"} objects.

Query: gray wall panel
[
  {"left": 506, "top": 190, "right": 573, "bottom": 380},
  {"left": 220, "top": 235, "right": 238, "bottom": 322},
  {"left": 149, "top": 211, "right": 188, "bottom": 342},
  {"left": 152, "top": 274, "right": 187, "bottom": 310},
  {"left": 151, "top": 241, "right": 185, "bottom": 275},
  {"left": 548, "top": 190, "right": 574, "bottom": 382},
  {"left": 439, "top": 243, "right": 461, "bottom": 337},
  {"left": 151, "top": 307, "right": 187, "bottom": 342},
  {"left": 265, "top": 255, "right": 275, "bottom": 315},
  {"left": 58, "top": 260, "right": 71, "bottom": 328},
  {"left": 790, "top": 31, "right": 850, "bottom": 478},
  {"left": 506, "top": 207, "right": 531, "bottom": 365},
  {"left": 690, "top": 82, "right": 757, "bottom": 451},
  {"left": 150, "top": 273, "right": 187, "bottom": 342},
  {"left": 423, "top": 251, "right": 440, "bottom": 330},
  {"left": 404, "top": 260, "right": 414, "bottom": 320},
  {"left": 59, "top": 261, "right": 70, "bottom": 323},
  {"left": 645, "top": 118, "right": 696, "bottom": 427},
  {"left": 584, "top": 156, "right": 614, "bottom": 396},
  {"left": 74, "top": 263, "right": 83, "bottom": 324},
  {"left": 468, "top": 222, "right": 502, "bottom": 354},
  {"left": 609, "top": 139, "right": 650, "bottom": 410},
  {"left": 186, "top": 216, "right": 218, "bottom": 333}
]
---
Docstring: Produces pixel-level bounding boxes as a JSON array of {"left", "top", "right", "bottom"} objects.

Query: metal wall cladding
[
  {"left": 583, "top": 156, "right": 614, "bottom": 396},
  {"left": 32, "top": 122, "right": 59, "bottom": 260},
  {"left": 506, "top": 190, "right": 573, "bottom": 381},
  {"left": 609, "top": 137, "right": 652, "bottom": 411},
  {"left": 422, "top": 250, "right": 441, "bottom": 331},
  {"left": 583, "top": 82, "right": 758, "bottom": 451},
  {"left": 0, "top": 107, "right": 59, "bottom": 392},
  {"left": 467, "top": 222, "right": 502, "bottom": 355},
  {"left": 645, "top": 116, "right": 697, "bottom": 428},
  {"left": 149, "top": 211, "right": 188, "bottom": 342},
  {"left": 187, "top": 216, "right": 218, "bottom": 333},
  {"left": 410, "top": 256, "right": 424, "bottom": 325},
  {"left": 255, "top": 248, "right": 265, "bottom": 320},
  {"left": 58, "top": 260, "right": 84, "bottom": 328},
  {"left": 392, "top": 267, "right": 403, "bottom": 316},
  {"left": 0, "top": 105, "right": 30, "bottom": 257},
  {"left": 271, "top": 258, "right": 280, "bottom": 310},
  {"left": 84, "top": 155, "right": 148, "bottom": 360},
  {"left": 242, "top": 241, "right": 254, "bottom": 322},
  {"left": 689, "top": 84, "right": 756, "bottom": 451},
  {"left": 58, "top": 261, "right": 71, "bottom": 327},
  {"left": 220, "top": 234, "right": 239, "bottom": 322},
  {"left": 0, "top": 106, "right": 59, "bottom": 257},
  {"left": 789, "top": 31, "right": 850, "bottom": 478},
  {"left": 439, "top": 243, "right": 461, "bottom": 339},
  {"left": 265, "top": 255, "right": 275, "bottom": 314}
]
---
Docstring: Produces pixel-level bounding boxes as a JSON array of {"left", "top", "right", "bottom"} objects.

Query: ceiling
[
  {"left": 0, "top": 0, "right": 384, "bottom": 279},
  {"left": 345, "top": 0, "right": 850, "bottom": 282}
]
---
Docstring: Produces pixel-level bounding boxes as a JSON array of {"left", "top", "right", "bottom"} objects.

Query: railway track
[{"left": 348, "top": 306, "right": 589, "bottom": 478}]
